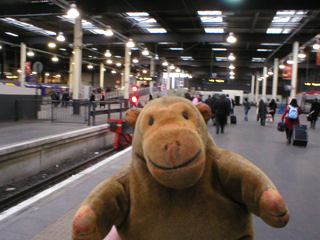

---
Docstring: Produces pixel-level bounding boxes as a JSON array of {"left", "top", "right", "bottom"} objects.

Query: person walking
[
  {"left": 309, "top": 98, "right": 320, "bottom": 129},
  {"left": 213, "top": 94, "right": 231, "bottom": 134},
  {"left": 268, "top": 99, "right": 278, "bottom": 122},
  {"left": 281, "top": 98, "right": 301, "bottom": 144},
  {"left": 205, "top": 95, "right": 216, "bottom": 124},
  {"left": 258, "top": 99, "right": 267, "bottom": 126},
  {"left": 243, "top": 98, "right": 251, "bottom": 121}
]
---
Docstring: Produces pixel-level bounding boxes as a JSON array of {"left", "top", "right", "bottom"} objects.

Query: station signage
[
  {"left": 208, "top": 78, "right": 225, "bottom": 83},
  {"left": 304, "top": 82, "right": 320, "bottom": 87},
  {"left": 136, "top": 76, "right": 157, "bottom": 81}
]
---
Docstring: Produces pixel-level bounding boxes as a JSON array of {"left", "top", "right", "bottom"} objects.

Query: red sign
[
  {"left": 25, "top": 61, "right": 31, "bottom": 74},
  {"left": 282, "top": 65, "right": 292, "bottom": 80},
  {"left": 317, "top": 51, "right": 320, "bottom": 66}
]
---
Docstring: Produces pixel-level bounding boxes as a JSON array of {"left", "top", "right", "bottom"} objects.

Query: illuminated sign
[
  {"left": 305, "top": 82, "right": 320, "bottom": 87},
  {"left": 136, "top": 76, "right": 157, "bottom": 81},
  {"left": 208, "top": 78, "right": 225, "bottom": 83}
]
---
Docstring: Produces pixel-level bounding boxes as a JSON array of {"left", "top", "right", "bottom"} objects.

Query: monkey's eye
[
  {"left": 182, "top": 112, "right": 189, "bottom": 120},
  {"left": 149, "top": 117, "right": 154, "bottom": 125}
]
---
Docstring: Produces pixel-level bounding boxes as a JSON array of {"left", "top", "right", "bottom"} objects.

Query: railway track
[{"left": 0, "top": 148, "right": 121, "bottom": 212}]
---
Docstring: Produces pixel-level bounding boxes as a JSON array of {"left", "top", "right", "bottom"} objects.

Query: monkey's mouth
[{"left": 148, "top": 149, "right": 201, "bottom": 170}]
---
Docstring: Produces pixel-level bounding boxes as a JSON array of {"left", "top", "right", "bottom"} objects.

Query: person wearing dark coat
[
  {"left": 61, "top": 92, "right": 70, "bottom": 107},
  {"left": 184, "top": 90, "right": 192, "bottom": 101},
  {"left": 258, "top": 99, "right": 268, "bottom": 126},
  {"left": 213, "top": 94, "right": 231, "bottom": 134},
  {"left": 310, "top": 98, "right": 320, "bottom": 129},
  {"left": 281, "top": 98, "right": 301, "bottom": 144},
  {"left": 268, "top": 99, "right": 278, "bottom": 122}
]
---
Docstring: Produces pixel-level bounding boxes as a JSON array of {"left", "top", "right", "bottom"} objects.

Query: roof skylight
[
  {"left": 198, "top": 11, "right": 222, "bottom": 16},
  {"left": 215, "top": 57, "right": 228, "bottom": 61},
  {"left": 169, "top": 47, "right": 184, "bottom": 51},
  {"left": 126, "top": 12, "right": 150, "bottom": 17},
  {"left": 252, "top": 58, "right": 266, "bottom": 62},
  {"left": 200, "top": 17, "right": 223, "bottom": 23},
  {"left": 257, "top": 49, "right": 273, "bottom": 52},
  {"left": 1, "top": 17, "right": 56, "bottom": 36},
  {"left": 204, "top": 28, "right": 224, "bottom": 33},
  {"left": 181, "top": 56, "right": 194, "bottom": 60},
  {"left": 267, "top": 10, "right": 308, "bottom": 34},
  {"left": 146, "top": 28, "right": 167, "bottom": 33},
  {"left": 58, "top": 16, "right": 105, "bottom": 34}
]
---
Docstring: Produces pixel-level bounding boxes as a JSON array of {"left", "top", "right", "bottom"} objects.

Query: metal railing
[{"left": 51, "top": 100, "right": 89, "bottom": 124}]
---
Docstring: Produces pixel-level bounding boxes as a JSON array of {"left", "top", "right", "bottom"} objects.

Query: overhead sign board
[
  {"left": 32, "top": 61, "right": 43, "bottom": 74},
  {"left": 208, "top": 78, "right": 225, "bottom": 83},
  {"left": 136, "top": 76, "right": 157, "bottom": 81},
  {"left": 304, "top": 82, "right": 320, "bottom": 87}
]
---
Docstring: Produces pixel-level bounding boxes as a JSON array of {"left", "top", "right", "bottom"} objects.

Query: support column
[
  {"left": 166, "top": 66, "right": 171, "bottom": 91},
  {"left": 272, "top": 58, "right": 279, "bottom": 100},
  {"left": 100, "top": 62, "right": 105, "bottom": 90},
  {"left": 255, "top": 72, "right": 260, "bottom": 103},
  {"left": 124, "top": 46, "right": 131, "bottom": 99},
  {"left": 262, "top": 66, "right": 268, "bottom": 101},
  {"left": 72, "top": 17, "right": 83, "bottom": 99},
  {"left": 291, "top": 41, "right": 299, "bottom": 98},
  {"left": 19, "top": 42, "right": 26, "bottom": 87},
  {"left": 150, "top": 56, "right": 155, "bottom": 95},
  {"left": 68, "top": 55, "right": 74, "bottom": 91},
  {"left": 250, "top": 75, "right": 255, "bottom": 103}
]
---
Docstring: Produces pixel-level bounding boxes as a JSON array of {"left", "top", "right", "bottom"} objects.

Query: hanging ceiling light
[
  {"left": 27, "top": 50, "right": 34, "bottom": 57},
  {"left": 279, "top": 64, "right": 285, "bottom": 69},
  {"left": 169, "top": 64, "right": 175, "bottom": 70},
  {"left": 229, "top": 64, "right": 235, "bottom": 70},
  {"left": 132, "top": 58, "right": 139, "bottom": 63},
  {"left": 287, "top": 59, "right": 294, "bottom": 64},
  {"left": 106, "top": 59, "right": 113, "bottom": 64},
  {"left": 230, "top": 71, "right": 235, "bottom": 76},
  {"left": 228, "top": 53, "right": 236, "bottom": 61},
  {"left": 155, "top": 54, "right": 159, "bottom": 60},
  {"left": 175, "top": 68, "right": 181, "bottom": 73},
  {"left": 111, "top": 70, "right": 117, "bottom": 74},
  {"left": 142, "top": 69, "right": 148, "bottom": 74},
  {"left": 116, "top": 62, "right": 122, "bottom": 67},
  {"left": 48, "top": 42, "right": 56, "bottom": 48},
  {"left": 104, "top": 50, "right": 112, "bottom": 57},
  {"left": 227, "top": 32, "right": 237, "bottom": 44},
  {"left": 104, "top": 26, "right": 114, "bottom": 37},
  {"left": 126, "top": 38, "right": 135, "bottom": 48},
  {"left": 52, "top": 56, "right": 59, "bottom": 62},
  {"left": 87, "top": 64, "right": 94, "bottom": 69},
  {"left": 162, "top": 61, "right": 168, "bottom": 66},
  {"left": 0, "top": 45, "right": 2, "bottom": 49},
  {"left": 313, "top": 42, "right": 320, "bottom": 50},
  {"left": 142, "top": 48, "right": 149, "bottom": 56},
  {"left": 67, "top": 3, "right": 79, "bottom": 18},
  {"left": 56, "top": 32, "right": 65, "bottom": 42},
  {"left": 298, "top": 50, "right": 306, "bottom": 59},
  {"left": 230, "top": 76, "right": 235, "bottom": 79},
  {"left": 268, "top": 69, "right": 274, "bottom": 75}
]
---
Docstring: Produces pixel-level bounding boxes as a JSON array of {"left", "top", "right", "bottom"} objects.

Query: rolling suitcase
[
  {"left": 230, "top": 115, "right": 237, "bottom": 124},
  {"left": 292, "top": 124, "right": 308, "bottom": 146}
]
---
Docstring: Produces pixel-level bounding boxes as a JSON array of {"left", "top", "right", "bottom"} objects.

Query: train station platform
[{"left": 0, "top": 104, "right": 319, "bottom": 240}]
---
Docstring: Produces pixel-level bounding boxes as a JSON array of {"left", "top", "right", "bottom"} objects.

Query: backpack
[{"left": 288, "top": 105, "right": 298, "bottom": 119}]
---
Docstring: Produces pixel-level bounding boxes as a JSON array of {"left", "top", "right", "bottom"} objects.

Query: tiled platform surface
[{"left": 0, "top": 105, "right": 319, "bottom": 240}]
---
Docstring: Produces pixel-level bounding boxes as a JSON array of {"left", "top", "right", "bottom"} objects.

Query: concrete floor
[{"left": 0, "top": 104, "right": 319, "bottom": 239}]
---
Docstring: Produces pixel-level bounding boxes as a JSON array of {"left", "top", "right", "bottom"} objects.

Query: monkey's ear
[
  {"left": 125, "top": 108, "right": 143, "bottom": 129},
  {"left": 196, "top": 103, "right": 212, "bottom": 123}
]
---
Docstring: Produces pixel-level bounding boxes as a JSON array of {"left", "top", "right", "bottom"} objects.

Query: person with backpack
[{"left": 281, "top": 98, "right": 301, "bottom": 144}]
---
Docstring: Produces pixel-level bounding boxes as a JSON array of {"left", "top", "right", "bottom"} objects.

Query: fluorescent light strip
[
  {"left": 212, "top": 48, "right": 227, "bottom": 51},
  {"left": 5, "top": 32, "right": 18, "bottom": 37},
  {"left": 169, "top": 48, "right": 184, "bottom": 50}
]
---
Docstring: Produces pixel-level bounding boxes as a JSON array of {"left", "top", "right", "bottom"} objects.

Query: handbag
[{"left": 307, "top": 111, "right": 314, "bottom": 121}]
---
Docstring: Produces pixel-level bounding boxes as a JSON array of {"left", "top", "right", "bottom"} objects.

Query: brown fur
[{"left": 72, "top": 96, "right": 289, "bottom": 240}]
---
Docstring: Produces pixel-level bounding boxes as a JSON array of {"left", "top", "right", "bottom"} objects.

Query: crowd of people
[{"left": 184, "top": 90, "right": 319, "bottom": 143}]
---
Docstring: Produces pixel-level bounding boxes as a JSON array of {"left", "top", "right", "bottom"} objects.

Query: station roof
[{"left": 0, "top": 0, "right": 319, "bottom": 81}]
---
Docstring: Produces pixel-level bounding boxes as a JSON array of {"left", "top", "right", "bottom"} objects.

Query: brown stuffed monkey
[{"left": 72, "top": 96, "right": 289, "bottom": 240}]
